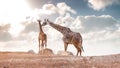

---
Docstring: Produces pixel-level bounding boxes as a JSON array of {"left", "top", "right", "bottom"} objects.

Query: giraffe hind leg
[
  {"left": 76, "top": 49, "right": 82, "bottom": 56},
  {"left": 78, "top": 43, "right": 82, "bottom": 56},
  {"left": 78, "top": 47, "right": 82, "bottom": 56},
  {"left": 74, "top": 44, "right": 82, "bottom": 56},
  {"left": 45, "top": 39, "right": 47, "bottom": 48},
  {"left": 45, "top": 35, "right": 47, "bottom": 48}
]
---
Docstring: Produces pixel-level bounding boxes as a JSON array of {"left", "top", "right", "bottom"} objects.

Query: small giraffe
[
  {"left": 37, "top": 20, "right": 47, "bottom": 53},
  {"left": 42, "top": 19, "right": 84, "bottom": 56}
]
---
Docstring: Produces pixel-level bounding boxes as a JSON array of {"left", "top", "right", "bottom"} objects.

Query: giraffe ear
[
  {"left": 39, "top": 20, "right": 41, "bottom": 22},
  {"left": 37, "top": 20, "right": 41, "bottom": 22},
  {"left": 44, "top": 19, "right": 47, "bottom": 21}
]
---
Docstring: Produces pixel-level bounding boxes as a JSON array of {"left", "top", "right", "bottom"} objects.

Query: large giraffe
[
  {"left": 42, "top": 19, "right": 84, "bottom": 56},
  {"left": 37, "top": 20, "right": 47, "bottom": 53}
]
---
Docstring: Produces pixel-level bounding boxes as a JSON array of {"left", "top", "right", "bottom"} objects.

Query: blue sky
[
  {"left": 0, "top": 0, "right": 120, "bottom": 56},
  {"left": 27, "top": 0, "right": 120, "bottom": 19}
]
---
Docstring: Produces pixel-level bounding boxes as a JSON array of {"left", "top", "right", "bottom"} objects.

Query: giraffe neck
[
  {"left": 38, "top": 22, "right": 43, "bottom": 32},
  {"left": 48, "top": 21, "right": 71, "bottom": 34}
]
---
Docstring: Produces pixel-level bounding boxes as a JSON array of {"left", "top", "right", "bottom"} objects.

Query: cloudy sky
[{"left": 0, "top": 0, "right": 120, "bottom": 56}]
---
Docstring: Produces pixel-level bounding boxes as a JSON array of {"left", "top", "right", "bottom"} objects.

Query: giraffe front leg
[
  {"left": 79, "top": 48, "right": 82, "bottom": 56},
  {"left": 64, "top": 42, "right": 68, "bottom": 51},
  {"left": 63, "top": 37, "right": 68, "bottom": 52},
  {"left": 76, "top": 50, "right": 79, "bottom": 56},
  {"left": 41, "top": 40, "right": 44, "bottom": 54},
  {"left": 38, "top": 38, "right": 41, "bottom": 52}
]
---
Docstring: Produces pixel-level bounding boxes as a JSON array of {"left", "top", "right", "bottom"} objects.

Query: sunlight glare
[{"left": 0, "top": 0, "right": 32, "bottom": 35}]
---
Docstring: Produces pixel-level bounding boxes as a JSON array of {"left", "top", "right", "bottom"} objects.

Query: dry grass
[{"left": 0, "top": 52, "right": 119, "bottom": 68}]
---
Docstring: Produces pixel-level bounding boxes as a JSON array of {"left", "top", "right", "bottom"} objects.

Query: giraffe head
[
  {"left": 42, "top": 19, "right": 49, "bottom": 26},
  {"left": 37, "top": 20, "right": 41, "bottom": 23}
]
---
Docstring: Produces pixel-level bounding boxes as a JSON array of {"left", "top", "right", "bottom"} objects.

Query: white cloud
[
  {"left": 0, "top": 24, "right": 12, "bottom": 41},
  {"left": 0, "top": 0, "right": 31, "bottom": 23},
  {"left": 22, "top": 21, "right": 38, "bottom": 33},
  {"left": 71, "top": 15, "right": 117, "bottom": 32},
  {"left": 55, "top": 13, "right": 74, "bottom": 26},
  {"left": 70, "top": 16, "right": 83, "bottom": 29},
  {"left": 56, "top": 2, "right": 76, "bottom": 15},
  {"left": 42, "top": 4, "right": 57, "bottom": 15},
  {"left": 28, "top": 2, "right": 76, "bottom": 19},
  {"left": 30, "top": 4, "right": 57, "bottom": 16},
  {"left": 88, "top": 0, "right": 120, "bottom": 11},
  {"left": 0, "top": 40, "right": 38, "bottom": 53},
  {"left": 54, "top": 14, "right": 118, "bottom": 32},
  {"left": 82, "top": 28, "right": 120, "bottom": 56}
]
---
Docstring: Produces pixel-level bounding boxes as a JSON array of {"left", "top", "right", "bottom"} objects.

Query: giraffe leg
[
  {"left": 43, "top": 41, "right": 45, "bottom": 49},
  {"left": 38, "top": 38, "right": 40, "bottom": 52},
  {"left": 45, "top": 36, "right": 47, "bottom": 48},
  {"left": 78, "top": 47, "right": 82, "bottom": 56},
  {"left": 78, "top": 43, "right": 82, "bottom": 56},
  {"left": 74, "top": 44, "right": 81, "bottom": 56},
  {"left": 79, "top": 49, "right": 82, "bottom": 56},
  {"left": 64, "top": 42, "right": 68, "bottom": 51},
  {"left": 76, "top": 50, "right": 79, "bottom": 56},
  {"left": 41, "top": 40, "right": 44, "bottom": 54}
]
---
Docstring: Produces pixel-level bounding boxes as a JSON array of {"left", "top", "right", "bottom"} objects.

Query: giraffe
[
  {"left": 37, "top": 20, "right": 47, "bottom": 53},
  {"left": 42, "top": 19, "right": 84, "bottom": 56}
]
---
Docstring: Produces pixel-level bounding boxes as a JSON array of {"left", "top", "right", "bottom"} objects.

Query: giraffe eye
[{"left": 42, "top": 22, "right": 47, "bottom": 26}]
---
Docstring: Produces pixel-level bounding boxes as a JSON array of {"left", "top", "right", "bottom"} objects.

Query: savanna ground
[{"left": 0, "top": 50, "right": 119, "bottom": 68}]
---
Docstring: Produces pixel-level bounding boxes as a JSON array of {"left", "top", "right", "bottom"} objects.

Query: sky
[{"left": 0, "top": 0, "right": 120, "bottom": 56}]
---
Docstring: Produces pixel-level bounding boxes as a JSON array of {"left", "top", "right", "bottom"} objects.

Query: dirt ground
[{"left": 0, "top": 52, "right": 119, "bottom": 68}]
